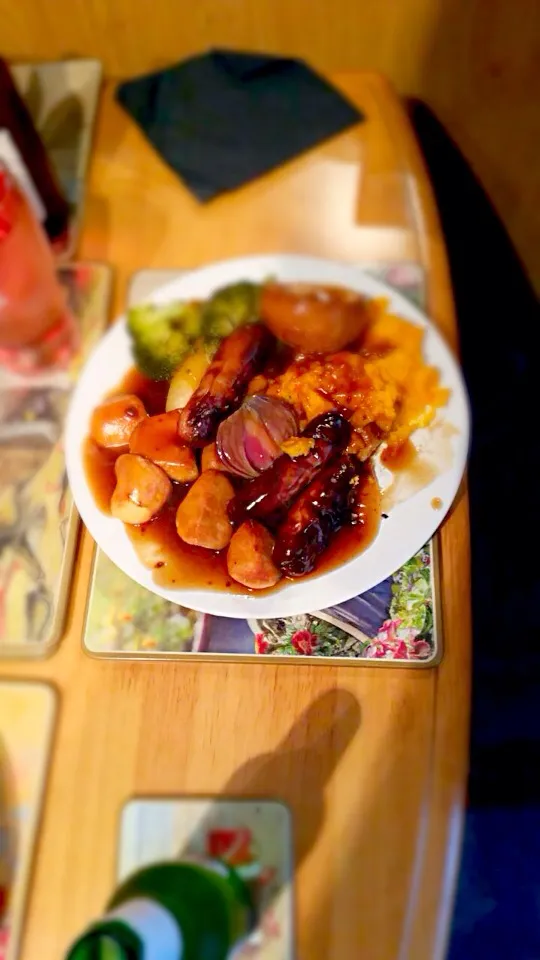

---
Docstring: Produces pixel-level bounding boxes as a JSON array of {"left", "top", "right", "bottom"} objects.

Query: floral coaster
[
  {"left": 118, "top": 798, "right": 293, "bottom": 959},
  {"left": 0, "top": 681, "right": 56, "bottom": 960},
  {"left": 82, "top": 262, "right": 441, "bottom": 665},
  {"left": 0, "top": 263, "right": 112, "bottom": 656}
]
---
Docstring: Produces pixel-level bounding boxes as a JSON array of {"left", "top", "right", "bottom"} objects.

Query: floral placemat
[
  {"left": 0, "top": 681, "right": 56, "bottom": 960},
  {"left": 0, "top": 263, "right": 112, "bottom": 657},
  {"left": 82, "top": 262, "right": 441, "bottom": 666},
  {"left": 118, "top": 798, "right": 293, "bottom": 959},
  {"left": 11, "top": 59, "right": 102, "bottom": 260}
]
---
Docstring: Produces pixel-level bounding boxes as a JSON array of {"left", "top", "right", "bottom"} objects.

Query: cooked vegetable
[
  {"left": 129, "top": 411, "right": 198, "bottom": 483},
  {"left": 280, "top": 436, "right": 314, "bottom": 457},
  {"left": 228, "top": 410, "right": 351, "bottom": 527},
  {"left": 177, "top": 325, "right": 274, "bottom": 447},
  {"left": 260, "top": 282, "right": 369, "bottom": 353},
  {"left": 201, "top": 442, "right": 230, "bottom": 473},
  {"left": 90, "top": 395, "right": 147, "bottom": 451},
  {"left": 227, "top": 521, "right": 281, "bottom": 590},
  {"left": 202, "top": 281, "right": 261, "bottom": 339},
  {"left": 166, "top": 340, "right": 214, "bottom": 412},
  {"left": 127, "top": 301, "right": 203, "bottom": 380},
  {"left": 216, "top": 395, "right": 298, "bottom": 479},
  {"left": 111, "top": 454, "right": 172, "bottom": 524},
  {"left": 175, "top": 471, "right": 234, "bottom": 549}
]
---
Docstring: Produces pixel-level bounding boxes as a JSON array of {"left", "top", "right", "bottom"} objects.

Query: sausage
[
  {"left": 274, "top": 456, "right": 356, "bottom": 576},
  {"left": 227, "top": 520, "right": 281, "bottom": 590},
  {"left": 177, "top": 324, "right": 273, "bottom": 447},
  {"left": 175, "top": 470, "right": 234, "bottom": 550},
  {"left": 111, "top": 454, "right": 172, "bottom": 524},
  {"left": 129, "top": 411, "right": 198, "bottom": 482},
  {"left": 227, "top": 410, "right": 350, "bottom": 528}
]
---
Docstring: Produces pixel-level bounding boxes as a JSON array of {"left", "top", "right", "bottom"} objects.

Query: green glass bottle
[{"left": 66, "top": 859, "right": 254, "bottom": 960}]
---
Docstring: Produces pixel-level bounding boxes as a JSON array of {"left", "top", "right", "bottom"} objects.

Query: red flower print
[
  {"left": 412, "top": 639, "right": 431, "bottom": 659},
  {"left": 392, "top": 641, "right": 409, "bottom": 659},
  {"left": 291, "top": 629, "right": 318, "bottom": 655},
  {"left": 261, "top": 909, "right": 282, "bottom": 938},
  {"left": 366, "top": 640, "right": 389, "bottom": 658},
  {"left": 254, "top": 633, "right": 270, "bottom": 654}
]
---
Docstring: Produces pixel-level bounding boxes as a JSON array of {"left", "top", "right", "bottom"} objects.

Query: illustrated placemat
[
  {"left": 119, "top": 799, "right": 293, "bottom": 959},
  {"left": 83, "top": 263, "right": 442, "bottom": 666},
  {"left": 0, "top": 263, "right": 112, "bottom": 657},
  {"left": 0, "top": 681, "right": 56, "bottom": 960},
  {"left": 11, "top": 59, "right": 102, "bottom": 260}
]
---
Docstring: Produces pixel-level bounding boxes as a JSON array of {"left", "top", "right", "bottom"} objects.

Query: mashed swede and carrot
[{"left": 253, "top": 298, "right": 449, "bottom": 456}]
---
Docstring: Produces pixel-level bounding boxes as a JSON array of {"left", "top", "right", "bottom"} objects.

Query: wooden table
[{"left": 3, "top": 73, "right": 471, "bottom": 960}]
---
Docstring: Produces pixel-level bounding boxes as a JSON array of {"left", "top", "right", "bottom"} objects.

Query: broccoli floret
[
  {"left": 127, "top": 301, "right": 202, "bottom": 380},
  {"left": 202, "top": 281, "right": 261, "bottom": 338}
]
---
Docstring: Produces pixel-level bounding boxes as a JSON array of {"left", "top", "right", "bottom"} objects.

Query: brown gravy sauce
[
  {"left": 83, "top": 367, "right": 381, "bottom": 596},
  {"left": 380, "top": 437, "right": 416, "bottom": 471}
]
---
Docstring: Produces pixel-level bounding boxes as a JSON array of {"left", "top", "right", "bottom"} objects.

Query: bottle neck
[{"left": 67, "top": 897, "right": 183, "bottom": 960}]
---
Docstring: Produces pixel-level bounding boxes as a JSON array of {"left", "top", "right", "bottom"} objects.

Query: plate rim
[{"left": 66, "top": 253, "right": 470, "bottom": 618}]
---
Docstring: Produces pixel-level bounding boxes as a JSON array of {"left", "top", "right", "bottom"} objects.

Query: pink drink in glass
[{"left": 0, "top": 163, "right": 77, "bottom": 372}]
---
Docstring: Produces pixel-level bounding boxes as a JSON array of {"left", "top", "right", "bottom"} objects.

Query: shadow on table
[
  {"left": 178, "top": 687, "right": 361, "bottom": 953},
  {"left": 219, "top": 688, "right": 361, "bottom": 867}
]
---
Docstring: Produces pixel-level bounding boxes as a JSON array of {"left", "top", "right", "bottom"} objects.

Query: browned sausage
[
  {"left": 227, "top": 410, "right": 350, "bottom": 528},
  {"left": 273, "top": 456, "right": 356, "bottom": 576},
  {"left": 177, "top": 324, "right": 273, "bottom": 447}
]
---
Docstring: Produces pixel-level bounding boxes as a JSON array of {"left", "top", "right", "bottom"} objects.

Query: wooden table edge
[{"left": 363, "top": 73, "right": 472, "bottom": 959}]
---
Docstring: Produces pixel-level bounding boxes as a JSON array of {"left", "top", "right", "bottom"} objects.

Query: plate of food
[{"left": 66, "top": 254, "right": 469, "bottom": 618}]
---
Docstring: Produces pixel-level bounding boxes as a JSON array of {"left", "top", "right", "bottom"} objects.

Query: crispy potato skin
[
  {"left": 227, "top": 520, "right": 281, "bottom": 589},
  {"left": 90, "top": 395, "right": 147, "bottom": 451},
  {"left": 129, "top": 411, "right": 198, "bottom": 482},
  {"left": 111, "top": 454, "right": 172, "bottom": 524},
  {"left": 175, "top": 471, "right": 234, "bottom": 550},
  {"left": 260, "top": 283, "right": 368, "bottom": 353},
  {"left": 201, "top": 441, "right": 230, "bottom": 474}
]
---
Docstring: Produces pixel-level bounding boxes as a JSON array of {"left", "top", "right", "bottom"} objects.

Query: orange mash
[{"left": 256, "top": 298, "right": 449, "bottom": 455}]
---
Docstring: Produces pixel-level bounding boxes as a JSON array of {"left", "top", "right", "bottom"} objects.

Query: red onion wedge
[{"left": 216, "top": 395, "right": 298, "bottom": 479}]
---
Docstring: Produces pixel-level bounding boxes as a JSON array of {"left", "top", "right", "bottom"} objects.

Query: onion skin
[
  {"left": 216, "top": 403, "right": 258, "bottom": 478},
  {"left": 228, "top": 410, "right": 351, "bottom": 527},
  {"left": 216, "top": 395, "right": 298, "bottom": 479}
]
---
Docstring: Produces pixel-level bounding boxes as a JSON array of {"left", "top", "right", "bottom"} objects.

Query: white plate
[{"left": 66, "top": 254, "right": 470, "bottom": 618}]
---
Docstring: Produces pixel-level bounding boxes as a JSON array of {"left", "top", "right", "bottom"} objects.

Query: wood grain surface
[
  {"left": 2, "top": 0, "right": 538, "bottom": 294},
  {"left": 0, "top": 74, "right": 471, "bottom": 960}
]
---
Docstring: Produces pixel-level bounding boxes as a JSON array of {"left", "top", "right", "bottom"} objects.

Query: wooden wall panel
[
  {"left": 0, "top": 0, "right": 438, "bottom": 87},
  {"left": 417, "top": 0, "right": 540, "bottom": 293},
  {"left": 1, "top": 0, "right": 538, "bottom": 291}
]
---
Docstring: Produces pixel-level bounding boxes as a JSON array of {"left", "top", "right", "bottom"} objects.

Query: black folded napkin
[{"left": 116, "top": 49, "right": 363, "bottom": 202}]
